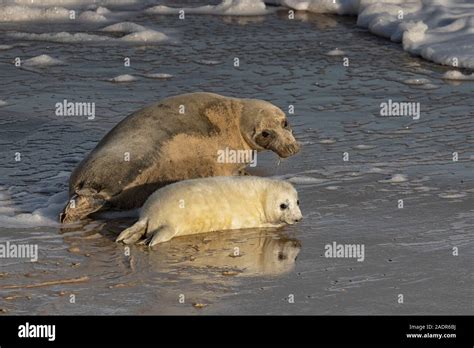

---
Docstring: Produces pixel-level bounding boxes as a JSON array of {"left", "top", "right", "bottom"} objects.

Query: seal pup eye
[
  {"left": 280, "top": 203, "right": 288, "bottom": 210},
  {"left": 282, "top": 120, "right": 288, "bottom": 128},
  {"left": 262, "top": 131, "right": 270, "bottom": 138}
]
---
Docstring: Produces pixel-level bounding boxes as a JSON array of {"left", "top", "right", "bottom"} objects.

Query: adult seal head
[{"left": 60, "top": 92, "right": 300, "bottom": 223}]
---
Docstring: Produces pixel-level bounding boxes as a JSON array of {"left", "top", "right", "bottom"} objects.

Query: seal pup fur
[{"left": 116, "top": 176, "right": 302, "bottom": 247}]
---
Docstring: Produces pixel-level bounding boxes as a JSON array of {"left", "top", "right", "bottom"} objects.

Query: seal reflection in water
[
  {"left": 116, "top": 176, "right": 302, "bottom": 247},
  {"left": 148, "top": 228, "right": 302, "bottom": 278}
]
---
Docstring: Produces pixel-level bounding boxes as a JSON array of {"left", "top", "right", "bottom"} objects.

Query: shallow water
[{"left": 0, "top": 2, "right": 473, "bottom": 314}]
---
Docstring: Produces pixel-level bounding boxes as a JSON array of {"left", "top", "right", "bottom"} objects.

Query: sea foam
[
  {"left": 109, "top": 74, "right": 137, "bottom": 82},
  {"left": 0, "top": 189, "right": 66, "bottom": 228},
  {"left": 8, "top": 23, "right": 169, "bottom": 45},
  {"left": 146, "top": 0, "right": 271, "bottom": 16},
  {"left": 23, "top": 54, "right": 65, "bottom": 67},
  {"left": 0, "top": 5, "right": 71, "bottom": 22},
  {"left": 280, "top": 0, "right": 474, "bottom": 69},
  {"left": 101, "top": 22, "right": 169, "bottom": 42},
  {"left": 7, "top": 0, "right": 140, "bottom": 7},
  {"left": 144, "top": 73, "right": 173, "bottom": 79}
]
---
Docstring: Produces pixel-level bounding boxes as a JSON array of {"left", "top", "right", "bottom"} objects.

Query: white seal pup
[{"left": 116, "top": 176, "right": 302, "bottom": 247}]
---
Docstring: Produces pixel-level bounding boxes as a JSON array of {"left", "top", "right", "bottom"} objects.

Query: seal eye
[
  {"left": 280, "top": 203, "right": 288, "bottom": 210},
  {"left": 282, "top": 120, "right": 288, "bottom": 128},
  {"left": 278, "top": 251, "right": 287, "bottom": 260},
  {"left": 262, "top": 131, "right": 270, "bottom": 138}
]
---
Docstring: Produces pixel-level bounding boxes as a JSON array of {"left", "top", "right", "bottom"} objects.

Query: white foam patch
[
  {"left": 379, "top": 173, "right": 408, "bottom": 183},
  {"left": 0, "top": 45, "right": 14, "bottom": 50},
  {"left": 146, "top": 0, "right": 271, "bottom": 16},
  {"left": 0, "top": 100, "right": 7, "bottom": 107},
  {"left": 10, "top": 31, "right": 107, "bottom": 43},
  {"left": 23, "top": 54, "right": 65, "bottom": 67},
  {"left": 326, "top": 48, "right": 346, "bottom": 56},
  {"left": 109, "top": 74, "right": 137, "bottom": 82},
  {"left": 367, "top": 167, "right": 387, "bottom": 174},
  {"left": 196, "top": 59, "right": 222, "bottom": 65},
  {"left": 120, "top": 30, "right": 168, "bottom": 43},
  {"left": 77, "top": 10, "right": 108, "bottom": 22},
  {"left": 354, "top": 144, "right": 376, "bottom": 150},
  {"left": 8, "top": 29, "right": 169, "bottom": 44},
  {"left": 281, "top": 0, "right": 358, "bottom": 14},
  {"left": 144, "top": 73, "right": 173, "bottom": 79},
  {"left": 442, "top": 70, "right": 474, "bottom": 80},
  {"left": 102, "top": 22, "right": 170, "bottom": 43},
  {"left": 0, "top": 5, "right": 113, "bottom": 22},
  {"left": 319, "top": 139, "right": 336, "bottom": 144},
  {"left": 280, "top": 0, "right": 474, "bottom": 69},
  {"left": 0, "top": 190, "right": 66, "bottom": 228},
  {"left": 102, "top": 21, "right": 147, "bottom": 33},
  {"left": 0, "top": 5, "right": 71, "bottom": 22},
  {"left": 414, "top": 186, "right": 437, "bottom": 192},
  {"left": 95, "top": 6, "right": 111, "bottom": 15},
  {"left": 438, "top": 192, "right": 467, "bottom": 199},
  {"left": 8, "top": 0, "right": 140, "bottom": 6},
  {"left": 286, "top": 176, "right": 327, "bottom": 184}
]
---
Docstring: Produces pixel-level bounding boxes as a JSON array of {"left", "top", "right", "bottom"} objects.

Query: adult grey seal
[{"left": 60, "top": 92, "right": 300, "bottom": 222}]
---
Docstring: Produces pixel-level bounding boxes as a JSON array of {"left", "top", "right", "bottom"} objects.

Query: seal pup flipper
[
  {"left": 116, "top": 219, "right": 148, "bottom": 244},
  {"left": 148, "top": 226, "right": 178, "bottom": 247},
  {"left": 60, "top": 189, "right": 107, "bottom": 223}
]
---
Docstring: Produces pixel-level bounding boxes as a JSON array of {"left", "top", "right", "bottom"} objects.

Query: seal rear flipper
[
  {"left": 116, "top": 218, "right": 148, "bottom": 244},
  {"left": 148, "top": 226, "right": 178, "bottom": 247},
  {"left": 59, "top": 189, "right": 107, "bottom": 223}
]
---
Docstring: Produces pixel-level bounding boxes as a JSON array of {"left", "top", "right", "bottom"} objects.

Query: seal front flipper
[
  {"left": 116, "top": 218, "right": 148, "bottom": 244},
  {"left": 148, "top": 226, "right": 178, "bottom": 247},
  {"left": 59, "top": 188, "right": 107, "bottom": 223}
]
